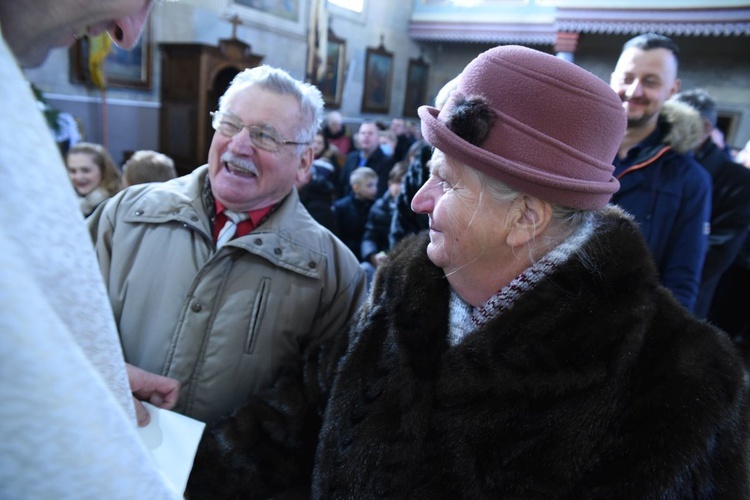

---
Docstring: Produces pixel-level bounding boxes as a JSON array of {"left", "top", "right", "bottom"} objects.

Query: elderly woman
[{"left": 187, "top": 46, "right": 748, "bottom": 498}]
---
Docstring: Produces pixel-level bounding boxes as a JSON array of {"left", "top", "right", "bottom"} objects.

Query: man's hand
[{"left": 125, "top": 363, "right": 180, "bottom": 427}]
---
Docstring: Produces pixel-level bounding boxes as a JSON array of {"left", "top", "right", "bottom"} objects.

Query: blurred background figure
[
  {"left": 122, "top": 150, "right": 177, "bottom": 187},
  {"left": 338, "top": 120, "right": 392, "bottom": 198},
  {"left": 389, "top": 117, "right": 416, "bottom": 163},
  {"left": 671, "top": 88, "right": 750, "bottom": 320},
  {"left": 736, "top": 139, "right": 750, "bottom": 168},
  {"left": 333, "top": 166, "right": 379, "bottom": 260},
  {"left": 312, "top": 129, "right": 341, "bottom": 178},
  {"left": 297, "top": 155, "right": 339, "bottom": 234},
  {"left": 322, "top": 110, "right": 353, "bottom": 164},
  {"left": 389, "top": 76, "right": 460, "bottom": 248},
  {"left": 709, "top": 231, "right": 750, "bottom": 364},
  {"left": 378, "top": 129, "right": 397, "bottom": 158},
  {"left": 360, "top": 160, "right": 408, "bottom": 288},
  {"left": 66, "top": 142, "right": 122, "bottom": 217}
]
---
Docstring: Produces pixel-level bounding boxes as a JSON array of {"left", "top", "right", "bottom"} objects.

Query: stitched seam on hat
[
  {"left": 486, "top": 55, "right": 622, "bottom": 111},
  {"left": 423, "top": 110, "right": 616, "bottom": 193},
  {"left": 492, "top": 108, "right": 614, "bottom": 170}
]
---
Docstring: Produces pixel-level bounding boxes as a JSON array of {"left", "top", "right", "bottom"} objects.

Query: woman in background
[{"left": 66, "top": 142, "right": 121, "bottom": 217}]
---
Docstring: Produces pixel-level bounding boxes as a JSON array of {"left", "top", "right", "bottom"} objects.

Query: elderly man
[
  {"left": 1, "top": 0, "right": 181, "bottom": 497},
  {"left": 88, "top": 65, "right": 367, "bottom": 424}
]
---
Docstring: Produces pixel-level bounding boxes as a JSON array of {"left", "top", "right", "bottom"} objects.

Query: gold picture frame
[{"left": 361, "top": 42, "right": 393, "bottom": 115}]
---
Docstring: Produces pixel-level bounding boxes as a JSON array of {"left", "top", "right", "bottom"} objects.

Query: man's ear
[
  {"left": 295, "top": 147, "right": 314, "bottom": 185},
  {"left": 669, "top": 77, "right": 682, "bottom": 98},
  {"left": 505, "top": 196, "right": 553, "bottom": 248}
]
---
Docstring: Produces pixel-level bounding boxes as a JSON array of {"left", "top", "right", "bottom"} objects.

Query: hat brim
[{"left": 418, "top": 104, "right": 619, "bottom": 210}]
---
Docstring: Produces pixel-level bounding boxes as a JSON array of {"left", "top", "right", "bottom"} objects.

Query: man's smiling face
[{"left": 207, "top": 83, "right": 311, "bottom": 212}]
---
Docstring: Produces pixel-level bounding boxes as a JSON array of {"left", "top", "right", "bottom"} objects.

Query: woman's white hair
[{"left": 466, "top": 163, "right": 591, "bottom": 261}]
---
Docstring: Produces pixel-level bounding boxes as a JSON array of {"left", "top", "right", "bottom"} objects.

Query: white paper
[{"left": 137, "top": 402, "right": 206, "bottom": 493}]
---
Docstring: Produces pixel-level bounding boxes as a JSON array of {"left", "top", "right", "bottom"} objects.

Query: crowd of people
[{"left": 3, "top": 1, "right": 750, "bottom": 494}]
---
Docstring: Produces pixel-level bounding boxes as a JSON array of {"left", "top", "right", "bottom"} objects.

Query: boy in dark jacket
[{"left": 332, "top": 167, "right": 378, "bottom": 260}]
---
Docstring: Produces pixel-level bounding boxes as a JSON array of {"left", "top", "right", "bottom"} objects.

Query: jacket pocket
[{"left": 245, "top": 277, "right": 269, "bottom": 354}]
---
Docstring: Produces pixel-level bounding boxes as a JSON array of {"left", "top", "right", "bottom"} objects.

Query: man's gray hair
[{"left": 219, "top": 65, "right": 325, "bottom": 146}]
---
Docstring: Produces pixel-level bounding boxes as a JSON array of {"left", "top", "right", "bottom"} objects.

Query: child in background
[{"left": 332, "top": 167, "right": 379, "bottom": 260}]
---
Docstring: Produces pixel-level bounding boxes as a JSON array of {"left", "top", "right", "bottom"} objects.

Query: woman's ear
[{"left": 505, "top": 196, "right": 553, "bottom": 248}]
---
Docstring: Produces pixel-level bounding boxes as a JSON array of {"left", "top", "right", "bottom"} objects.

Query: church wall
[{"left": 22, "top": 2, "right": 750, "bottom": 166}]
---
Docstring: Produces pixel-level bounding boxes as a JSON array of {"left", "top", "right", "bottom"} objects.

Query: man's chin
[{"left": 626, "top": 114, "right": 655, "bottom": 130}]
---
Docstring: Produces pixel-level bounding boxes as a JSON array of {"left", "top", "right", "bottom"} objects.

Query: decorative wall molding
[
  {"left": 556, "top": 7, "right": 750, "bottom": 36},
  {"left": 410, "top": 6, "right": 750, "bottom": 42},
  {"left": 555, "top": 21, "right": 750, "bottom": 36},
  {"left": 409, "top": 21, "right": 556, "bottom": 45}
]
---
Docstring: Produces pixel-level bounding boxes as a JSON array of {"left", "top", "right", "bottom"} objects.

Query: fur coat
[{"left": 187, "top": 207, "right": 748, "bottom": 499}]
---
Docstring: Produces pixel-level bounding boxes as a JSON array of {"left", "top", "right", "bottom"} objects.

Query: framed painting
[
  {"left": 316, "top": 29, "right": 347, "bottom": 109},
  {"left": 361, "top": 43, "right": 393, "bottom": 115},
  {"left": 69, "top": 22, "right": 152, "bottom": 90},
  {"left": 224, "top": 0, "right": 307, "bottom": 39},
  {"left": 403, "top": 57, "right": 430, "bottom": 118}
]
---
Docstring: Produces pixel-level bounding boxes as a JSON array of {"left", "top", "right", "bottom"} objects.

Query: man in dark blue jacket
[
  {"left": 609, "top": 33, "right": 711, "bottom": 312},
  {"left": 338, "top": 121, "right": 393, "bottom": 199},
  {"left": 672, "top": 88, "right": 750, "bottom": 319}
]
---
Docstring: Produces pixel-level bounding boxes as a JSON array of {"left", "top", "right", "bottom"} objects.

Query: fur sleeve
[{"left": 186, "top": 333, "right": 349, "bottom": 499}]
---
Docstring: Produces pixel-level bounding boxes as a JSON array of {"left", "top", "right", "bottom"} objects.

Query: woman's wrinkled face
[
  {"left": 66, "top": 152, "right": 103, "bottom": 196},
  {"left": 411, "top": 150, "right": 510, "bottom": 275}
]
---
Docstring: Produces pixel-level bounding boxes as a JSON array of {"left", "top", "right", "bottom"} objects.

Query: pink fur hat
[{"left": 418, "top": 45, "right": 626, "bottom": 210}]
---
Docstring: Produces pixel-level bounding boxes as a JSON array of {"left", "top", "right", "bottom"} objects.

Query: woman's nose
[{"left": 411, "top": 183, "right": 433, "bottom": 215}]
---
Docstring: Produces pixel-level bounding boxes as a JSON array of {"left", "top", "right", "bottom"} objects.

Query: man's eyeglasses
[{"left": 210, "top": 111, "right": 310, "bottom": 153}]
